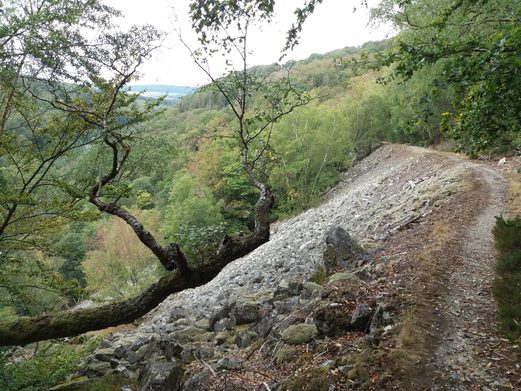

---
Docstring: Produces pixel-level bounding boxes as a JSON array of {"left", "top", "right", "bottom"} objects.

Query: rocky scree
[{"left": 72, "top": 145, "right": 465, "bottom": 389}]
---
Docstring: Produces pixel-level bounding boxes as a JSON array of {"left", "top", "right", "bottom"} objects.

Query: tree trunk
[{"left": 0, "top": 186, "right": 274, "bottom": 347}]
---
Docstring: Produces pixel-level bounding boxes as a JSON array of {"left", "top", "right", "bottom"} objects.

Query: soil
[
  {"left": 367, "top": 147, "right": 520, "bottom": 390},
  {"left": 99, "top": 145, "right": 521, "bottom": 390},
  {"left": 184, "top": 145, "right": 521, "bottom": 390}
]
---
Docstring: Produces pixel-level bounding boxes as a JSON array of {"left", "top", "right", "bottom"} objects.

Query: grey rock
[
  {"left": 328, "top": 272, "right": 358, "bottom": 284},
  {"left": 210, "top": 304, "right": 233, "bottom": 330},
  {"left": 274, "top": 347, "right": 298, "bottom": 365},
  {"left": 354, "top": 267, "right": 373, "bottom": 281},
  {"left": 235, "top": 330, "right": 258, "bottom": 348},
  {"left": 160, "top": 340, "right": 184, "bottom": 361},
  {"left": 274, "top": 297, "right": 300, "bottom": 314},
  {"left": 252, "top": 312, "right": 276, "bottom": 337},
  {"left": 281, "top": 323, "right": 317, "bottom": 344},
  {"left": 288, "top": 281, "right": 303, "bottom": 296},
  {"left": 182, "top": 371, "right": 210, "bottom": 391},
  {"left": 194, "top": 319, "right": 211, "bottom": 331},
  {"left": 302, "top": 281, "right": 323, "bottom": 297},
  {"left": 231, "top": 300, "right": 262, "bottom": 324},
  {"left": 94, "top": 348, "right": 115, "bottom": 362},
  {"left": 369, "top": 304, "right": 393, "bottom": 333},
  {"left": 313, "top": 302, "right": 350, "bottom": 337},
  {"left": 214, "top": 318, "right": 234, "bottom": 332},
  {"left": 324, "top": 226, "right": 370, "bottom": 272},
  {"left": 85, "top": 361, "right": 112, "bottom": 376},
  {"left": 350, "top": 303, "right": 372, "bottom": 331},
  {"left": 173, "top": 318, "right": 191, "bottom": 327},
  {"left": 216, "top": 357, "right": 242, "bottom": 370},
  {"left": 139, "top": 361, "right": 183, "bottom": 391},
  {"left": 171, "top": 326, "right": 204, "bottom": 343}
]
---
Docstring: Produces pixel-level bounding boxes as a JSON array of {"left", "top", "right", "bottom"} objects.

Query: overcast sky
[{"left": 105, "top": 0, "right": 393, "bottom": 86}]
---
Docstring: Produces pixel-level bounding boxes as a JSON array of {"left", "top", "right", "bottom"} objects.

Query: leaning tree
[{"left": 0, "top": 0, "right": 315, "bottom": 346}]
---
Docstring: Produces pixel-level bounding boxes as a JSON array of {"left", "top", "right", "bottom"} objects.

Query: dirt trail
[
  {"left": 426, "top": 163, "right": 516, "bottom": 390},
  {"left": 399, "top": 151, "right": 519, "bottom": 391}
]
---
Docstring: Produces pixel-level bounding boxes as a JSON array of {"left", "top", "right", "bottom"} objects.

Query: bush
[
  {"left": 493, "top": 217, "right": 521, "bottom": 339},
  {"left": 0, "top": 339, "right": 98, "bottom": 390}
]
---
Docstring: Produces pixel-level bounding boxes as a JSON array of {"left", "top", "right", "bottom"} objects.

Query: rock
[
  {"left": 350, "top": 304, "right": 372, "bottom": 331},
  {"left": 313, "top": 302, "right": 350, "bottom": 337},
  {"left": 94, "top": 348, "right": 115, "bottom": 362},
  {"left": 235, "top": 330, "right": 258, "bottom": 348},
  {"left": 302, "top": 281, "right": 323, "bottom": 297},
  {"left": 72, "top": 300, "right": 96, "bottom": 310},
  {"left": 160, "top": 340, "right": 184, "bottom": 361},
  {"left": 182, "top": 371, "right": 210, "bottom": 391},
  {"left": 180, "top": 346, "right": 196, "bottom": 364},
  {"left": 274, "top": 297, "right": 301, "bottom": 314},
  {"left": 214, "top": 331, "right": 229, "bottom": 345},
  {"left": 354, "top": 267, "right": 373, "bottom": 281},
  {"left": 324, "top": 226, "right": 370, "bottom": 272},
  {"left": 274, "top": 347, "right": 299, "bottom": 365},
  {"left": 338, "top": 365, "right": 353, "bottom": 375},
  {"left": 216, "top": 357, "right": 242, "bottom": 370},
  {"left": 328, "top": 272, "right": 358, "bottom": 284},
  {"left": 369, "top": 304, "right": 393, "bottom": 333},
  {"left": 288, "top": 281, "right": 303, "bottom": 296},
  {"left": 209, "top": 304, "right": 232, "bottom": 330},
  {"left": 194, "top": 319, "right": 211, "bottom": 331},
  {"left": 172, "top": 326, "right": 204, "bottom": 343},
  {"left": 321, "top": 360, "right": 334, "bottom": 370},
  {"left": 281, "top": 323, "right": 317, "bottom": 344},
  {"left": 139, "top": 361, "right": 183, "bottom": 391},
  {"left": 85, "top": 362, "right": 112, "bottom": 376},
  {"left": 214, "top": 318, "right": 235, "bottom": 332},
  {"left": 275, "top": 279, "right": 290, "bottom": 297},
  {"left": 231, "top": 300, "right": 262, "bottom": 324},
  {"left": 173, "top": 318, "right": 191, "bottom": 327},
  {"left": 252, "top": 312, "right": 276, "bottom": 338}
]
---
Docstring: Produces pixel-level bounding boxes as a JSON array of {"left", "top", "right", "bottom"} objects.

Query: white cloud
[{"left": 105, "top": 0, "right": 393, "bottom": 86}]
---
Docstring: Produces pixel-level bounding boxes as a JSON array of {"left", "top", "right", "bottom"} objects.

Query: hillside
[{"left": 73, "top": 145, "right": 519, "bottom": 390}]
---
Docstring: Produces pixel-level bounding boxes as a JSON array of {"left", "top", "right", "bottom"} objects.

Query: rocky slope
[{"left": 67, "top": 145, "right": 518, "bottom": 390}]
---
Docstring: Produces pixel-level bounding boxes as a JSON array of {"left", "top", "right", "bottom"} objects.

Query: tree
[
  {"left": 371, "top": 0, "right": 521, "bottom": 154},
  {"left": 186, "top": 0, "right": 313, "bottom": 233},
  {"left": 0, "top": 0, "right": 313, "bottom": 347}
]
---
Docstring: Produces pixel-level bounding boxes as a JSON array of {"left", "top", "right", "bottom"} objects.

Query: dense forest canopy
[{"left": 0, "top": 0, "right": 519, "bottom": 387}]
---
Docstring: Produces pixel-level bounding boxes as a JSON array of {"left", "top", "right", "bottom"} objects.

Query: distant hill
[{"left": 129, "top": 85, "right": 196, "bottom": 104}]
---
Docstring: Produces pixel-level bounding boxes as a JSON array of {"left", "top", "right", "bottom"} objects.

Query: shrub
[{"left": 493, "top": 217, "right": 521, "bottom": 339}]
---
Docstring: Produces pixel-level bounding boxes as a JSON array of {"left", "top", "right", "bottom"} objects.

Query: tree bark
[{"left": 0, "top": 185, "right": 274, "bottom": 347}]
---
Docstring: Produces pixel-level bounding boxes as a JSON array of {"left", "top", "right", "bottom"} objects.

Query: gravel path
[{"left": 424, "top": 162, "right": 517, "bottom": 390}]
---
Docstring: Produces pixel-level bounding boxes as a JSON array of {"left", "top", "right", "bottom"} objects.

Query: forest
[{"left": 0, "top": 0, "right": 520, "bottom": 389}]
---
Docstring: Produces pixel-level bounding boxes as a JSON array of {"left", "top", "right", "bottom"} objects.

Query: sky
[{"left": 105, "top": 0, "right": 393, "bottom": 87}]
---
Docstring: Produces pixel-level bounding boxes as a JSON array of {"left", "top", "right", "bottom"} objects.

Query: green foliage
[
  {"left": 493, "top": 216, "right": 521, "bottom": 339},
  {"left": 163, "top": 172, "right": 226, "bottom": 264},
  {"left": 372, "top": 0, "right": 521, "bottom": 155},
  {"left": 175, "top": 223, "right": 228, "bottom": 268},
  {"left": 83, "top": 211, "right": 164, "bottom": 299},
  {"left": 0, "top": 0, "right": 162, "bottom": 318},
  {"left": 55, "top": 232, "right": 87, "bottom": 288},
  {"left": 0, "top": 339, "right": 98, "bottom": 391},
  {"left": 270, "top": 103, "right": 353, "bottom": 215}
]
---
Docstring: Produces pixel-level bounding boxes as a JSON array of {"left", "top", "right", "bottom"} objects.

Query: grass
[{"left": 493, "top": 216, "right": 521, "bottom": 340}]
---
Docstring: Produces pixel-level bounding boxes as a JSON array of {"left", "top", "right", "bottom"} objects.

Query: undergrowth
[
  {"left": 493, "top": 216, "right": 521, "bottom": 340},
  {"left": 0, "top": 337, "right": 100, "bottom": 391}
]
